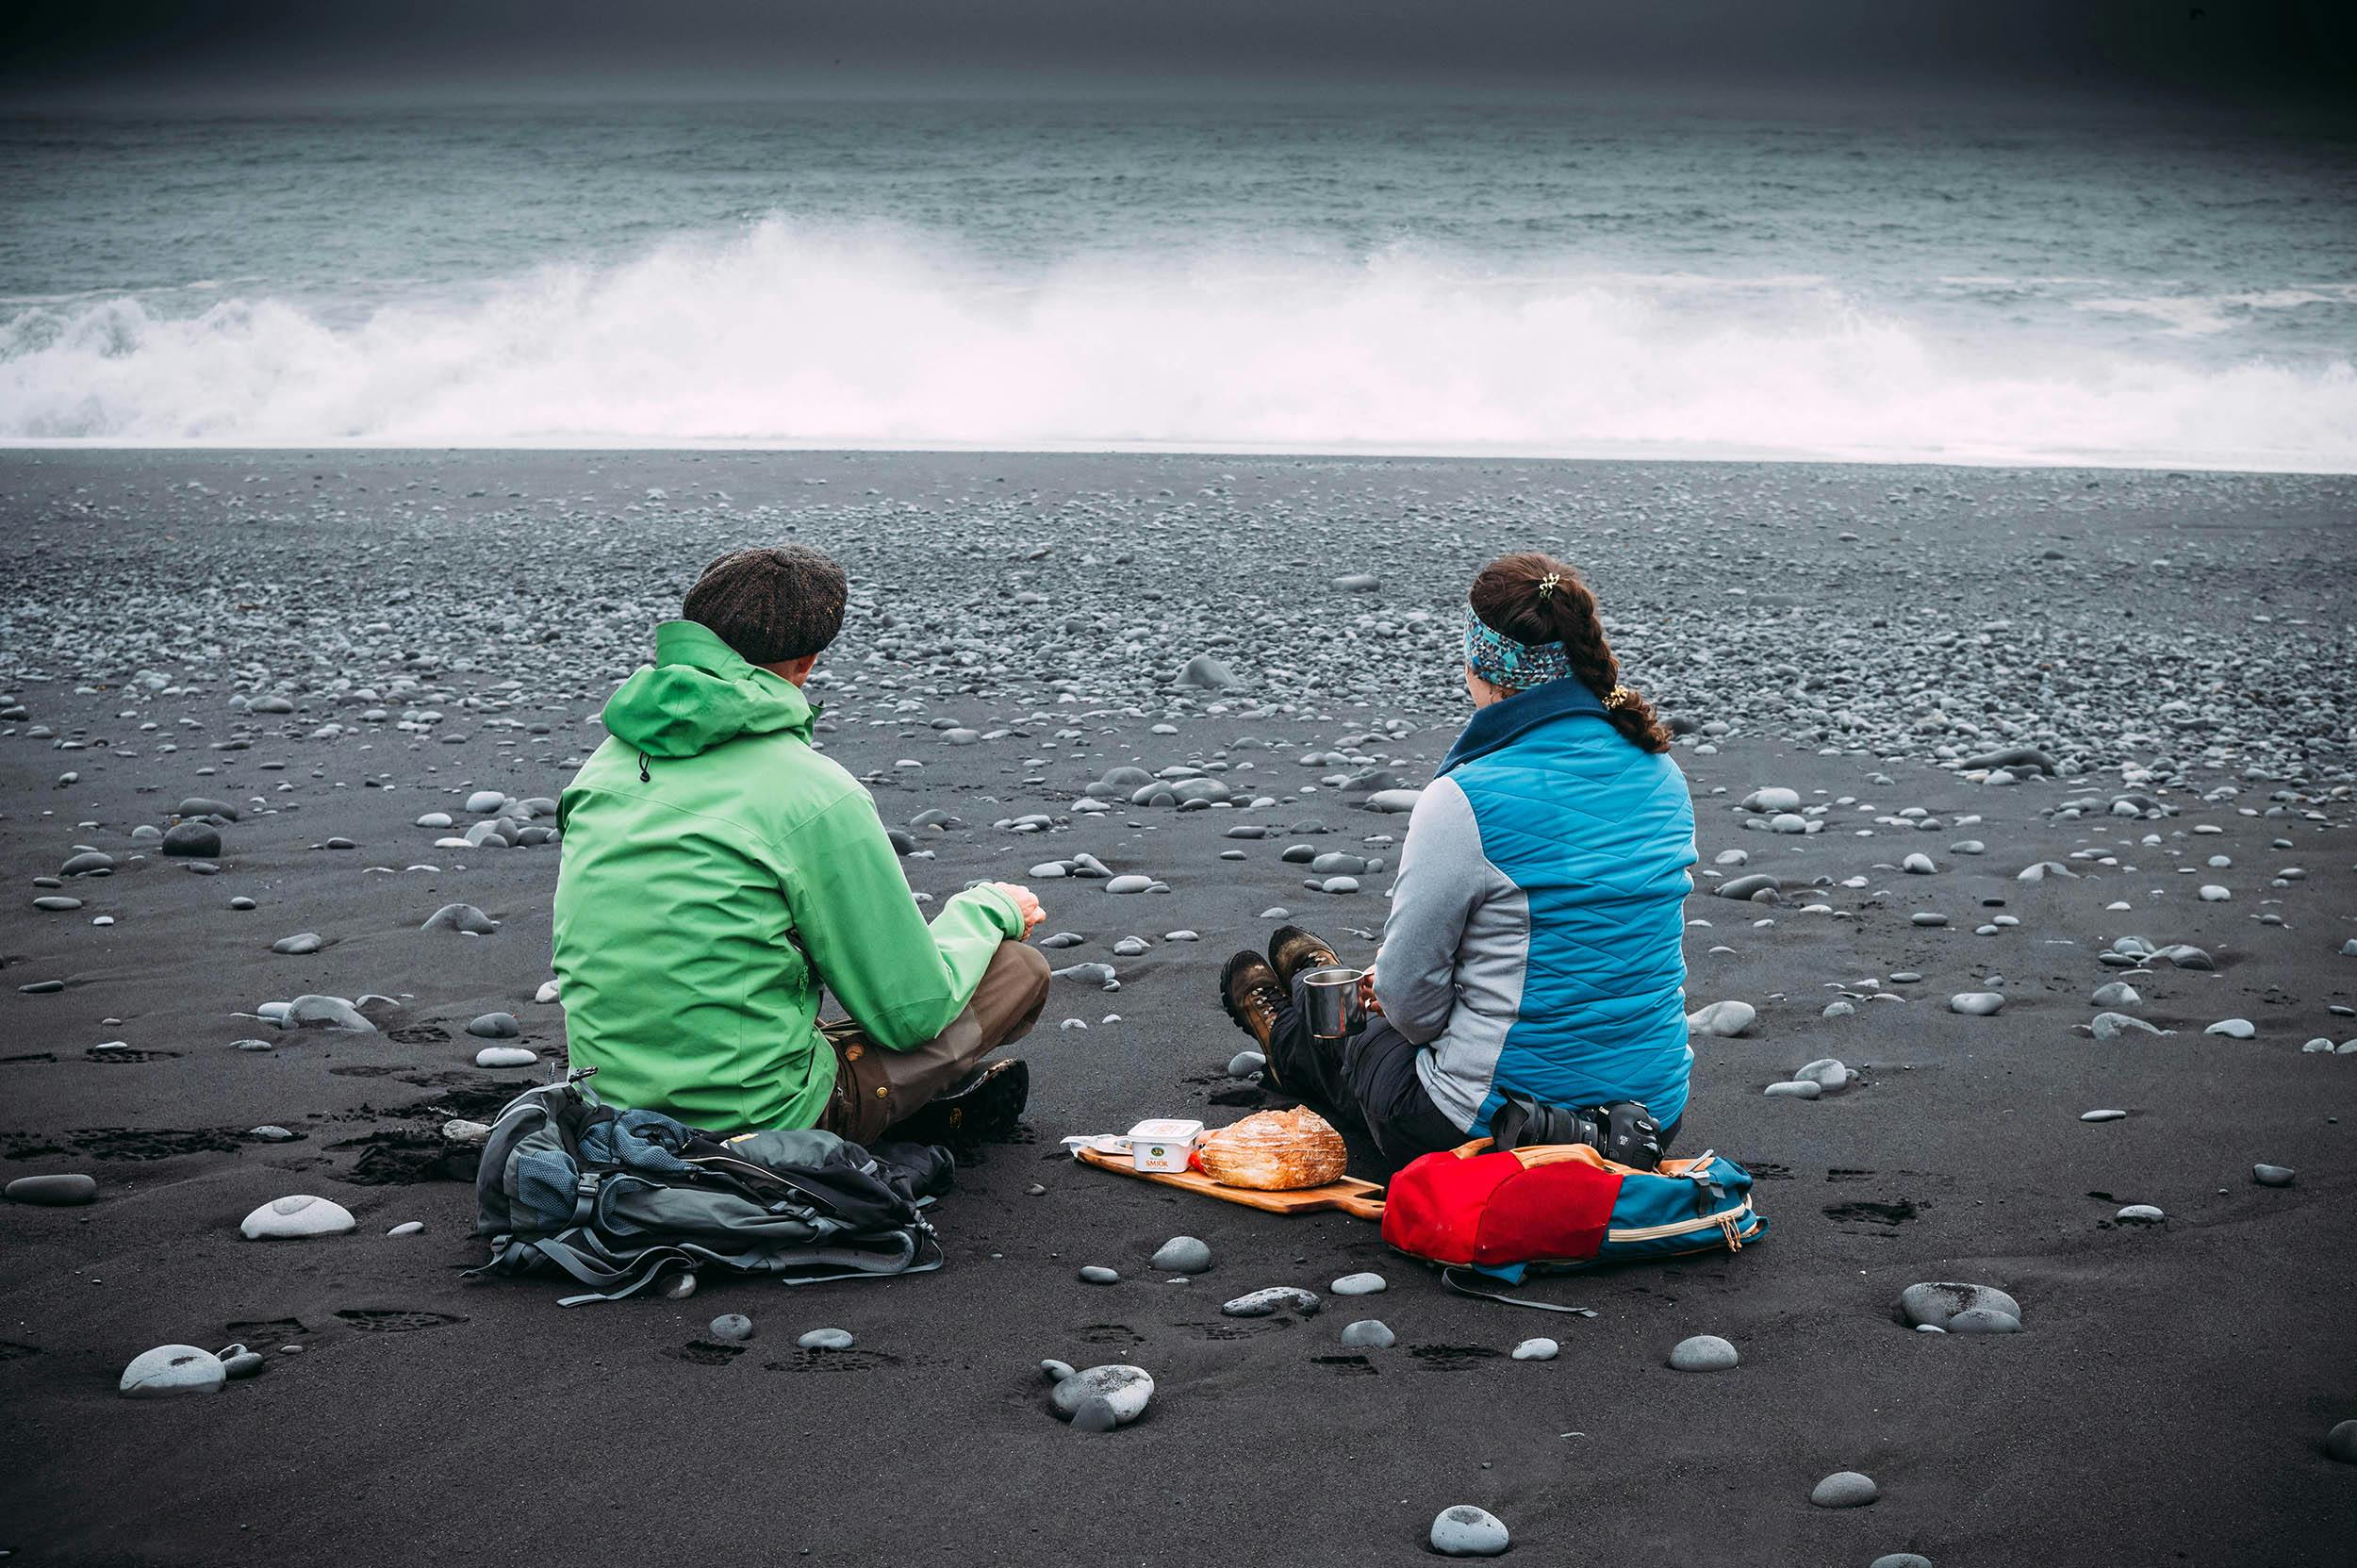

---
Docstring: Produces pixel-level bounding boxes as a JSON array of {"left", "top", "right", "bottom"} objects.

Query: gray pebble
[
  {"left": 1331, "top": 1271, "right": 1386, "bottom": 1296},
  {"left": 1339, "top": 1319, "right": 1394, "bottom": 1348},
  {"left": 1429, "top": 1505, "right": 1509, "bottom": 1558},
  {"left": 2252, "top": 1164, "right": 2296, "bottom": 1187},
  {"left": 798, "top": 1328, "right": 855, "bottom": 1350},
  {"left": 119, "top": 1344, "right": 226, "bottom": 1398},
  {"left": 1221, "top": 1286, "right": 1321, "bottom": 1317},
  {"left": 467, "top": 1012, "right": 521, "bottom": 1039},
  {"left": 1809, "top": 1471, "right": 1879, "bottom": 1509},
  {"left": 1669, "top": 1334, "right": 1739, "bottom": 1371},
  {"left": 161, "top": 821, "right": 223, "bottom": 857},
  {"left": 1050, "top": 1363, "right": 1153, "bottom": 1426},
  {"left": 1150, "top": 1236, "right": 1211, "bottom": 1274},
  {"left": 1900, "top": 1281, "right": 2021, "bottom": 1329},
  {"left": 6, "top": 1173, "right": 97, "bottom": 1205},
  {"left": 1511, "top": 1338, "right": 1558, "bottom": 1362},
  {"left": 707, "top": 1313, "right": 754, "bottom": 1342},
  {"left": 1078, "top": 1265, "right": 1120, "bottom": 1285}
]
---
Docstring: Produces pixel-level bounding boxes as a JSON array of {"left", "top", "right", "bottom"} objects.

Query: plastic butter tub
[{"left": 1125, "top": 1118, "right": 1206, "bottom": 1173}]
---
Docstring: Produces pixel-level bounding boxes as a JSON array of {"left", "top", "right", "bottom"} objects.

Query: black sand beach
[{"left": 2, "top": 449, "right": 2352, "bottom": 1566}]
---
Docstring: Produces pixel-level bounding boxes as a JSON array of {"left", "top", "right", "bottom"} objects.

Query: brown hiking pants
[{"left": 815, "top": 939, "right": 1052, "bottom": 1145}]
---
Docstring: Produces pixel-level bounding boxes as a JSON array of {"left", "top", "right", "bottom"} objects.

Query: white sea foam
[{"left": 2, "top": 218, "right": 2351, "bottom": 470}]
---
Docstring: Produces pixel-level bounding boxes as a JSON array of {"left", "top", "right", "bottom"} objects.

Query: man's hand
[
  {"left": 988, "top": 882, "right": 1047, "bottom": 938},
  {"left": 1359, "top": 964, "right": 1382, "bottom": 1015}
]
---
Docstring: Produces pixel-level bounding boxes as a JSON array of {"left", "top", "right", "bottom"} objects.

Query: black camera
[{"left": 1489, "top": 1092, "right": 1664, "bottom": 1171}]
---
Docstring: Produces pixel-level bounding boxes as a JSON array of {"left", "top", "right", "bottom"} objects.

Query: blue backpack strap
[{"left": 1440, "top": 1266, "right": 1600, "bottom": 1316}]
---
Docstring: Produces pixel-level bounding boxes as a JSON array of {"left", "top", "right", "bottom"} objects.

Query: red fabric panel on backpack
[
  {"left": 1472, "top": 1161, "right": 1623, "bottom": 1265},
  {"left": 1380, "top": 1148, "right": 1521, "bottom": 1265}
]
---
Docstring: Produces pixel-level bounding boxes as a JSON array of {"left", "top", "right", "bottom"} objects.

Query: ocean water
[{"left": 1, "top": 100, "right": 2352, "bottom": 469}]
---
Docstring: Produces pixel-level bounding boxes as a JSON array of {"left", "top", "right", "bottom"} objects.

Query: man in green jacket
[{"left": 552, "top": 545, "right": 1050, "bottom": 1145}]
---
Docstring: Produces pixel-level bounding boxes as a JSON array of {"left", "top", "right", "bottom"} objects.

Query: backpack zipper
[{"left": 1600, "top": 1197, "right": 1755, "bottom": 1245}]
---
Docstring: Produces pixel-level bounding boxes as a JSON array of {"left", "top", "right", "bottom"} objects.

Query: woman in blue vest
[{"left": 1222, "top": 551, "right": 1698, "bottom": 1171}]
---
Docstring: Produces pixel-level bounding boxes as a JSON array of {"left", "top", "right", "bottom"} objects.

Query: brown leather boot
[
  {"left": 1266, "top": 924, "right": 1341, "bottom": 990},
  {"left": 1220, "top": 950, "right": 1286, "bottom": 1058}
]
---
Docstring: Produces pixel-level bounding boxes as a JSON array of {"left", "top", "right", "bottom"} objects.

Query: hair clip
[
  {"left": 1537, "top": 572, "right": 1562, "bottom": 599},
  {"left": 1606, "top": 684, "right": 1636, "bottom": 710}
]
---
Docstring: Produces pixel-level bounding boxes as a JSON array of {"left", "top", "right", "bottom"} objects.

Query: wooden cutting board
[{"left": 1073, "top": 1144, "right": 1386, "bottom": 1221}]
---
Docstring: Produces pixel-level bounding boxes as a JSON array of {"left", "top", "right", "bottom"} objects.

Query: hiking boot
[
  {"left": 895, "top": 1058, "right": 1030, "bottom": 1146},
  {"left": 1220, "top": 949, "right": 1287, "bottom": 1061},
  {"left": 1267, "top": 924, "right": 1341, "bottom": 990}
]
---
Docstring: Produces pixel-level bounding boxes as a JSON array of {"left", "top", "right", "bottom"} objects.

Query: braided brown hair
[{"left": 1467, "top": 552, "right": 1673, "bottom": 753}]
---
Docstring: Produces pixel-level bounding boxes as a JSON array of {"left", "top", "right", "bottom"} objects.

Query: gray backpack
[{"left": 468, "top": 1075, "right": 947, "bottom": 1305}]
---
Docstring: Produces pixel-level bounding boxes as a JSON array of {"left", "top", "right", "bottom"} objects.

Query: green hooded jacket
[{"left": 551, "top": 620, "right": 1023, "bottom": 1132}]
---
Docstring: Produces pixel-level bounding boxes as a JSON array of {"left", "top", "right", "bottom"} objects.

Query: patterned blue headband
[{"left": 1464, "top": 602, "right": 1572, "bottom": 689}]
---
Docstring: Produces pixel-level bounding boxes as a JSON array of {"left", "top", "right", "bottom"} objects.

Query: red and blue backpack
[{"left": 1381, "top": 1140, "right": 1768, "bottom": 1300}]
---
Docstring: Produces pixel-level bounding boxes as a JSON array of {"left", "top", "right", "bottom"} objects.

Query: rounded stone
[
  {"left": 386, "top": 1220, "right": 424, "bottom": 1237},
  {"left": 1429, "top": 1505, "right": 1510, "bottom": 1558},
  {"left": 2115, "top": 1203, "right": 2167, "bottom": 1224},
  {"left": 1069, "top": 1395, "right": 1121, "bottom": 1433},
  {"left": 1104, "top": 875, "right": 1154, "bottom": 894},
  {"left": 1949, "top": 992, "right": 2005, "bottom": 1015},
  {"left": 1794, "top": 1058, "right": 1854, "bottom": 1092},
  {"left": 2326, "top": 1420, "right": 2357, "bottom": 1463},
  {"left": 1670, "top": 1334, "right": 1739, "bottom": 1372},
  {"left": 798, "top": 1328, "right": 855, "bottom": 1350},
  {"left": 2203, "top": 1018, "right": 2256, "bottom": 1039},
  {"left": 466, "top": 1011, "right": 520, "bottom": 1039},
  {"left": 2080, "top": 1109, "right": 2128, "bottom": 1123},
  {"left": 1944, "top": 1308, "right": 2023, "bottom": 1334},
  {"left": 161, "top": 821, "right": 223, "bottom": 857},
  {"left": 120, "top": 1344, "right": 227, "bottom": 1398},
  {"left": 1150, "top": 1236, "right": 1211, "bottom": 1274},
  {"left": 1900, "top": 1282, "right": 2021, "bottom": 1329},
  {"left": 1227, "top": 1049, "right": 1265, "bottom": 1079},
  {"left": 1049, "top": 1363, "right": 1153, "bottom": 1426},
  {"left": 1511, "top": 1338, "right": 1558, "bottom": 1362},
  {"left": 1764, "top": 1081, "right": 1821, "bottom": 1099},
  {"left": 708, "top": 1314, "right": 754, "bottom": 1342},
  {"left": 474, "top": 1046, "right": 538, "bottom": 1068},
  {"left": 2252, "top": 1164, "right": 2296, "bottom": 1187},
  {"left": 1810, "top": 1471, "right": 1879, "bottom": 1509},
  {"left": 1331, "top": 1271, "right": 1386, "bottom": 1296},
  {"left": 1221, "top": 1286, "right": 1321, "bottom": 1318},
  {"left": 287, "top": 994, "right": 376, "bottom": 1032},
  {"left": 6, "top": 1173, "right": 97, "bottom": 1206},
  {"left": 219, "top": 1347, "right": 266, "bottom": 1380},
  {"left": 239, "top": 1194, "right": 355, "bottom": 1239},
  {"left": 1339, "top": 1319, "right": 1394, "bottom": 1349},
  {"left": 1078, "top": 1265, "right": 1120, "bottom": 1285},
  {"left": 1688, "top": 999, "right": 1756, "bottom": 1037}
]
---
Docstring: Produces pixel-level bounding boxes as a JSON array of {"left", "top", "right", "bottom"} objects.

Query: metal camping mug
[{"left": 1300, "top": 966, "right": 1369, "bottom": 1039}]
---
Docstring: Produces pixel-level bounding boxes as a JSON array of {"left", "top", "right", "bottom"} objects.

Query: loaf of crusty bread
[{"left": 1197, "top": 1108, "right": 1347, "bottom": 1191}]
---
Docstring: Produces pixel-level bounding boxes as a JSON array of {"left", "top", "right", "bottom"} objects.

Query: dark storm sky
[{"left": 4, "top": 0, "right": 2352, "bottom": 107}]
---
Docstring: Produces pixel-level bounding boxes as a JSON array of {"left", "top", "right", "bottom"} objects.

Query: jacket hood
[
  {"left": 600, "top": 620, "right": 816, "bottom": 758},
  {"left": 1436, "top": 677, "right": 1611, "bottom": 777}
]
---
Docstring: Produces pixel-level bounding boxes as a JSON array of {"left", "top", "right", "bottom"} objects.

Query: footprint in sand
[{"left": 334, "top": 1309, "right": 468, "bottom": 1333}]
